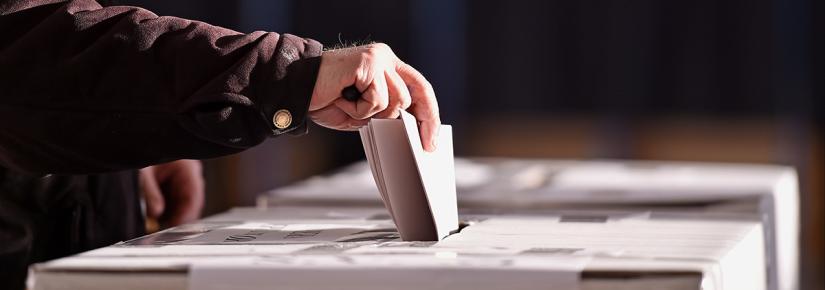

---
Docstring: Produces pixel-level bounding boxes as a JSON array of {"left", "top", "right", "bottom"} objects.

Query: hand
[
  {"left": 139, "top": 159, "right": 204, "bottom": 228},
  {"left": 309, "top": 43, "right": 441, "bottom": 152}
]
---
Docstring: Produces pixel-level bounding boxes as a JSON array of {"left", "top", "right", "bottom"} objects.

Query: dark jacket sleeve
[{"left": 0, "top": 0, "right": 323, "bottom": 174}]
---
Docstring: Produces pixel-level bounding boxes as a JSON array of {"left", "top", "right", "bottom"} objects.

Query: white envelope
[{"left": 359, "top": 111, "right": 459, "bottom": 240}]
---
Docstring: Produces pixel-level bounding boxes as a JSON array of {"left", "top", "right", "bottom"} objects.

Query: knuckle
[
  {"left": 359, "top": 50, "right": 376, "bottom": 64},
  {"left": 382, "top": 106, "right": 402, "bottom": 118},
  {"left": 427, "top": 104, "right": 441, "bottom": 119},
  {"left": 371, "top": 42, "right": 390, "bottom": 51},
  {"left": 411, "top": 78, "right": 433, "bottom": 93},
  {"left": 365, "top": 44, "right": 385, "bottom": 56},
  {"left": 400, "top": 96, "right": 412, "bottom": 108},
  {"left": 377, "top": 98, "right": 390, "bottom": 110},
  {"left": 368, "top": 101, "right": 381, "bottom": 112},
  {"left": 398, "top": 87, "right": 413, "bottom": 104},
  {"left": 430, "top": 109, "right": 441, "bottom": 121},
  {"left": 367, "top": 97, "right": 387, "bottom": 111},
  {"left": 363, "top": 43, "right": 392, "bottom": 63},
  {"left": 391, "top": 103, "right": 404, "bottom": 113},
  {"left": 423, "top": 80, "right": 435, "bottom": 93}
]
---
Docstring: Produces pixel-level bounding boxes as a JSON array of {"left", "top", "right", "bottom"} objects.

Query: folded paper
[{"left": 358, "top": 111, "right": 459, "bottom": 241}]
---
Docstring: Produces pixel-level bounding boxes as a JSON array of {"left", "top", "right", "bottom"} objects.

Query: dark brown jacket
[
  {"left": 0, "top": 1, "right": 324, "bottom": 289},
  {"left": 0, "top": 0, "right": 323, "bottom": 175}
]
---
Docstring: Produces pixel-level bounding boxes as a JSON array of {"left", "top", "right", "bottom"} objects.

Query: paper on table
[
  {"left": 359, "top": 111, "right": 459, "bottom": 241},
  {"left": 118, "top": 221, "right": 395, "bottom": 245}
]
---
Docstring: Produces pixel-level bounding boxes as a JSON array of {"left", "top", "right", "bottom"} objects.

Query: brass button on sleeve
[{"left": 273, "top": 109, "right": 292, "bottom": 129}]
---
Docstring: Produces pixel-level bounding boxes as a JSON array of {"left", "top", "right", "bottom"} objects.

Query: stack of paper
[{"left": 358, "top": 111, "right": 458, "bottom": 241}]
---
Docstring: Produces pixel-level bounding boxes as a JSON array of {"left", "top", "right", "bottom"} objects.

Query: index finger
[{"left": 395, "top": 61, "right": 440, "bottom": 152}]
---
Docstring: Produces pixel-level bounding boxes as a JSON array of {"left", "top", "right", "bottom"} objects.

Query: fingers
[
  {"left": 138, "top": 167, "right": 165, "bottom": 219},
  {"left": 309, "top": 48, "right": 359, "bottom": 111},
  {"left": 163, "top": 160, "right": 204, "bottom": 226},
  {"left": 335, "top": 72, "right": 389, "bottom": 120},
  {"left": 311, "top": 104, "right": 368, "bottom": 130},
  {"left": 309, "top": 43, "right": 440, "bottom": 145},
  {"left": 375, "top": 70, "right": 412, "bottom": 119},
  {"left": 396, "top": 61, "right": 441, "bottom": 152},
  {"left": 314, "top": 69, "right": 410, "bottom": 130},
  {"left": 315, "top": 104, "right": 367, "bottom": 130},
  {"left": 144, "top": 160, "right": 204, "bottom": 228},
  {"left": 311, "top": 43, "right": 388, "bottom": 114}
]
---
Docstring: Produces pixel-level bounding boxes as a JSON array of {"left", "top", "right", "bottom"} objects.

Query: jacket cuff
[{"left": 261, "top": 35, "right": 323, "bottom": 136}]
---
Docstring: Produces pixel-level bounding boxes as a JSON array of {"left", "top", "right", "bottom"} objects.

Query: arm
[{"left": 0, "top": 0, "right": 321, "bottom": 174}]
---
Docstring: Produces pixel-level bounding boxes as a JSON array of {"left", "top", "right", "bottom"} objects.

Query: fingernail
[{"left": 431, "top": 138, "right": 438, "bottom": 150}]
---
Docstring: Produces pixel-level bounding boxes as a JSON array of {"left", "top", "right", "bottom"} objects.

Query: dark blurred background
[{"left": 116, "top": 0, "right": 822, "bottom": 289}]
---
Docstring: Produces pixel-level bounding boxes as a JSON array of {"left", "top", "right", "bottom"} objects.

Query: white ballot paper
[{"left": 358, "top": 111, "right": 459, "bottom": 241}]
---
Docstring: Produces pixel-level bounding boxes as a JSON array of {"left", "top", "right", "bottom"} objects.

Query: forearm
[{"left": 0, "top": 0, "right": 322, "bottom": 174}]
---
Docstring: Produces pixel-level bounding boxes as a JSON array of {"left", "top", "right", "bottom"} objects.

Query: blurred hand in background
[{"left": 139, "top": 159, "right": 204, "bottom": 228}]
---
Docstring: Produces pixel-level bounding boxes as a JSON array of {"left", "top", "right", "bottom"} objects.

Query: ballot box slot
[{"left": 445, "top": 221, "right": 471, "bottom": 238}]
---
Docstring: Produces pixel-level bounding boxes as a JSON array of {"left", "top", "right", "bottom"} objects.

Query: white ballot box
[
  {"left": 265, "top": 158, "right": 798, "bottom": 290},
  {"left": 32, "top": 206, "right": 765, "bottom": 290}
]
